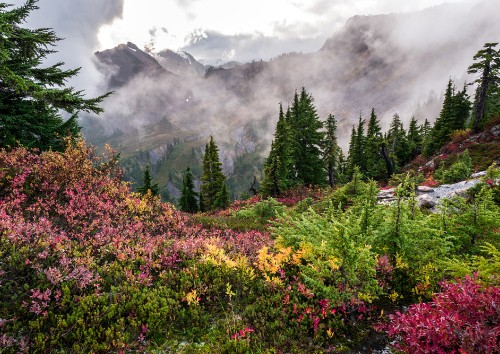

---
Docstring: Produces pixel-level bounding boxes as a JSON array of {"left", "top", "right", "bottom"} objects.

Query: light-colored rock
[
  {"left": 418, "top": 194, "right": 436, "bottom": 209},
  {"left": 449, "top": 188, "right": 469, "bottom": 199},
  {"left": 416, "top": 185, "right": 434, "bottom": 193},
  {"left": 377, "top": 189, "right": 395, "bottom": 199},
  {"left": 471, "top": 171, "right": 486, "bottom": 178}
]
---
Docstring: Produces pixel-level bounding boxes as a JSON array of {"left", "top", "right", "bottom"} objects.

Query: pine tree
[
  {"left": 137, "top": 166, "right": 159, "bottom": 197},
  {"left": 468, "top": 42, "right": 500, "bottom": 132},
  {"left": 288, "top": 88, "right": 325, "bottom": 186},
  {"left": 200, "top": 136, "right": 227, "bottom": 211},
  {"left": 0, "top": 0, "right": 110, "bottom": 150},
  {"left": 364, "top": 108, "right": 385, "bottom": 179},
  {"left": 323, "top": 114, "right": 340, "bottom": 188},
  {"left": 179, "top": 167, "right": 199, "bottom": 213}
]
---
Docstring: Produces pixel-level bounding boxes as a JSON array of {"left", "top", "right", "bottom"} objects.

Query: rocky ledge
[{"left": 377, "top": 172, "right": 487, "bottom": 210}]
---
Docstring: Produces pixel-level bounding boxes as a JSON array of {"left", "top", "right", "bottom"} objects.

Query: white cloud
[{"left": 97, "top": 0, "right": 476, "bottom": 58}]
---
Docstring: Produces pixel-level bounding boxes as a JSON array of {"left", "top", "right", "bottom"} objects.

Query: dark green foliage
[
  {"left": 289, "top": 88, "right": 325, "bottom": 186},
  {"left": 468, "top": 42, "right": 500, "bottom": 132},
  {"left": 213, "top": 181, "right": 230, "bottom": 210},
  {"left": 260, "top": 104, "right": 295, "bottom": 196},
  {"left": 364, "top": 109, "right": 385, "bottom": 179},
  {"left": 179, "top": 167, "right": 199, "bottom": 213},
  {"left": 434, "top": 149, "right": 472, "bottom": 184},
  {"left": 0, "top": 0, "right": 110, "bottom": 150},
  {"left": 322, "top": 114, "right": 341, "bottom": 188},
  {"left": 350, "top": 115, "right": 367, "bottom": 176},
  {"left": 262, "top": 89, "right": 325, "bottom": 195},
  {"left": 200, "top": 136, "right": 227, "bottom": 211},
  {"left": 407, "top": 116, "right": 423, "bottom": 160},
  {"left": 424, "top": 80, "right": 471, "bottom": 156},
  {"left": 136, "top": 166, "right": 159, "bottom": 196},
  {"left": 387, "top": 113, "right": 410, "bottom": 172}
]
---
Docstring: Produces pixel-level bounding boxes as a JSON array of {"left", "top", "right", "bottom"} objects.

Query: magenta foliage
[{"left": 387, "top": 276, "right": 500, "bottom": 354}]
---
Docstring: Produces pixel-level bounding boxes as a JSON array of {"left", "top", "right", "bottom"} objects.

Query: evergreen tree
[
  {"left": 137, "top": 166, "right": 159, "bottom": 197},
  {"left": 424, "top": 80, "right": 471, "bottom": 156},
  {"left": 0, "top": 0, "right": 110, "bottom": 150},
  {"left": 387, "top": 113, "right": 410, "bottom": 170},
  {"left": 468, "top": 42, "right": 500, "bottom": 132},
  {"left": 323, "top": 114, "right": 340, "bottom": 188},
  {"left": 260, "top": 103, "right": 295, "bottom": 196},
  {"left": 200, "top": 136, "right": 227, "bottom": 211},
  {"left": 288, "top": 88, "right": 325, "bottom": 186},
  {"left": 364, "top": 108, "right": 385, "bottom": 179},
  {"left": 213, "top": 181, "right": 230, "bottom": 209},
  {"left": 179, "top": 167, "right": 199, "bottom": 213},
  {"left": 260, "top": 141, "right": 282, "bottom": 197},
  {"left": 346, "top": 125, "right": 357, "bottom": 178},
  {"left": 422, "top": 119, "right": 432, "bottom": 142},
  {"left": 347, "top": 115, "right": 366, "bottom": 178},
  {"left": 407, "top": 116, "right": 423, "bottom": 160},
  {"left": 450, "top": 84, "right": 471, "bottom": 131}
]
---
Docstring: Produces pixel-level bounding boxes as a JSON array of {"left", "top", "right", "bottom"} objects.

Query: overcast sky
[
  {"left": 12, "top": 0, "right": 477, "bottom": 64},
  {"left": 99, "top": 0, "right": 476, "bottom": 61}
]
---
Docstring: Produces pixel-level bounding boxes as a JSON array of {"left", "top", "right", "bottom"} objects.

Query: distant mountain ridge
[{"left": 83, "top": 0, "right": 500, "bottom": 195}]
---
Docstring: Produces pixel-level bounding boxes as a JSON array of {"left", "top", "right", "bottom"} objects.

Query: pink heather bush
[
  {"left": 0, "top": 140, "right": 272, "bottom": 352},
  {"left": 387, "top": 276, "right": 500, "bottom": 354}
]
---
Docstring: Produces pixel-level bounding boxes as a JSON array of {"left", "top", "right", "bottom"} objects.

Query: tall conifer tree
[
  {"left": 200, "top": 136, "right": 227, "bottom": 211},
  {"left": 179, "top": 167, "right": 199, "bottom": 213},
  {"left": 365, "top": 108, "right": 385, "bottom": 179},
  {"left": 468, "top": 42, "right": 500, "bottom": 132},
  {"left": 407, "top": 116, "right": 423, "bottom": 160},
  {"left": 261, "top": 103, "right": 295, "bottom": 196},
  {"left": 347, "top": 115, "right": 366, "bottom": 178},
  {"left": 387, "top": 114, "right": 409, "bottom": 170},
  {"left": 323, "top": 114, "right": 340, "bottom": 188},
  {"left": 289, "top": 88, "right": 325, "bottom": 186},
  {"left": 0, "top": 0, "right": 110, "bottom": 150}
]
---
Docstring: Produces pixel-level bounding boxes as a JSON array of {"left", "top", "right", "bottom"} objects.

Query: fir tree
[
  {"left": 407, "top": 116, "right": 423, "bottom": 160},
  {"left": 468, "top": 42, "right": 500, "bottom": 132},
  {"left": 424, "top": 80, "right": 470, "bottom": 156},
  {"left": 346, "top": 125, "right": 357, "bottom": 178},
  {"left": 364, "top": 108, "right": 385, "bottom": 179},
  {"left": 200, "top": 136, "right": 227, "bottom": 211},
  {"left": 213, "top": 181, "right": 230, "bottom": 209},
  {"left": 288, "top": 88, "right": 325, "bottom": 186},
  {"left": 260, "top": 103, "right": 295, "bottom": 196},
  {"left": 422, "top": 119, "right": 432, "bottom": 142},
  {"left": 179, "top": 167, "right": 198, "bottom": 213},
  {"left": 347, "top": 115, "right": 366, "bottom": 178},
  {"left": 450, "top": 84, "right": 471, "bottom": 131},
  {"left": 0, "top": 0, "right": 110, "bottom": 150},
  {"left": 137, "top": 166, "right": 159, "bottom": 197},
  {"left": 323, "top": 114, "right": 340, "bottom": 188},
  {"left": 387, "top": 113, "right": 410, "bottom": 171},
  {"left": 260, "top": 141, "right": 282, "bottom": 197}
]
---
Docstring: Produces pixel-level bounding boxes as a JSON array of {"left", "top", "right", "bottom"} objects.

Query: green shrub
[
  {"left": 236, "top": 197, "right": 285, "bottom": 220},
  {"left": 435, "top": 150, "right": 472, "bottom": 184}
]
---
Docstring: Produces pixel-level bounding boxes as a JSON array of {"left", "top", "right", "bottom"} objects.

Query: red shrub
[{"left": 387, "top": 276, "right": 500, "bottom": 354}]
